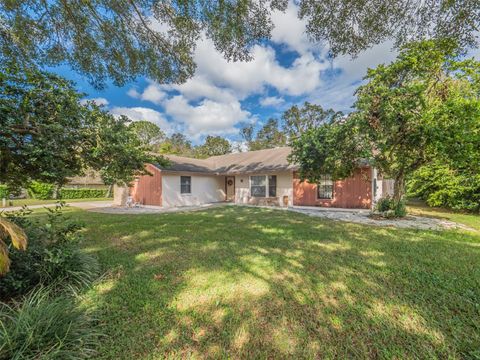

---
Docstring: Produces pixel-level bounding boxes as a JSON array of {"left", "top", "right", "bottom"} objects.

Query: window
[
  {"left": 317, "top": 175, "right": 333, "bottom": 199},
  {"left": 268, "top": 175, "right": 277, "bottom": 197},
  {"left": 250, "top": 175, "right": 277, "bottom": 197},
  {"left": 250, "top": 175, "right": 266, "bottom": 197},
  {"left": 180, "top": 176, "right": 191, "bottom": 194}
]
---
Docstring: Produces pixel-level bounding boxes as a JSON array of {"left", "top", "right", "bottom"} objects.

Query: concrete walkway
[
  {"left": 88, "top": 202, "right": 224, "bottom": 214},
  {"left": 289, "top": 206, "right": 474, "bottom": 231}
]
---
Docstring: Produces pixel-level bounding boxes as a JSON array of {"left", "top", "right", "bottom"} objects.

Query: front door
[{"left": 226, "top": 176, "right": 235, "bottom": 201}]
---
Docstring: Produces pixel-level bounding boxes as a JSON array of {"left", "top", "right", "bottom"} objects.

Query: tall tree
[
  {"left": 290, "top": 39, "right": 480, "bottom": 205},
  {"left": 159, "top": 133, "right": 193, "bottom": 156},
  {"left": 282, "top": 102, "right": 343, "bottom": 139},
  {"left": 1, "top": 1, "right": 478, "bottom": 87},
  {"left": 354, "top": 39, "right": 480, "bottom": 202},
  {"left": 0, "top": 62, "right": 164, "bottom": 189},
  {"left": 130, "top": 121, "right": 166, "bottom": 150},
  {"left": 241, "top": 119, "right": 287, "bottom": 151},
  {"left": 254, "top": 118, "right": 287, "bottom": 150},
  {"left": 195, "top": 135, "right": 232, "bottom": 158}
]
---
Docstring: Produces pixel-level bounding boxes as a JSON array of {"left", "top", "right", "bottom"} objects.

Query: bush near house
[{"left": 374, "top": 196, "right": 407, "bottom": 218}]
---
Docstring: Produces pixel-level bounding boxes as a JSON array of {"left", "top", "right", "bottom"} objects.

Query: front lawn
[
  {"left": 2, "top": 197, "right": 112, "bottom": 207},
  {"left": 73, "top": 206, "right": 479, "bottom": 359},
  {"left": 408, "top": 203, "right": 480, "bottom": 232}
]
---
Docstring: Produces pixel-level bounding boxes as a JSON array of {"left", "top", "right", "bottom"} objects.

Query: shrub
[
  {"left": 59, "top": 188, "right": 107, "bottom": 199},
  {"left": 407, "top": 163, "right": 480, "bottom": 212},
  {"left": 0, "top": 185, "right": 8, "bottom": 199},
  {"left": 374, "top": 196, "right": 406, "bottom": 218},
  {"left": 27, "top": 181, "right": 55, "bottom": 200},
  {"left": 0, "top": 205, "right": 99, "bottom": 300},
  {"left": 0, "top": 287, "right": 100, "bottom": 359}
]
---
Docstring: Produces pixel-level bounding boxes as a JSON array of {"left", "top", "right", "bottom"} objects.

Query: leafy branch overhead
[
  {"left": 0, "top": 62, "right": 167, "bottom": 190},
  {"left": 1, "top": 1, "right": 478, "bottom": 87}
]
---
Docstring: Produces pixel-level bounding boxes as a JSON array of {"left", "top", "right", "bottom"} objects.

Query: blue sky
[{"left": 52, "top": 4, "right": 477, "bottom": 146}]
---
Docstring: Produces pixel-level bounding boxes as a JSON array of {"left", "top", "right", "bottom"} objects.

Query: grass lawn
[
  {"left": 408, "top": 203, "right": 480, "bottom": 232},
  {"left": 63, "top": 206, "right": 480, "bottom": 358},
  {"left": 2, "top": 197, "right": 112, "bottom": 207}
]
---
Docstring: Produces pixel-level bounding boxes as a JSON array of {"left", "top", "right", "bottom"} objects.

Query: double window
[
  {"left": 317, "top": 175, "right": 333, "bottom": 199},
  {"left": 180, "top": 176, "right": 191, "bottom": 194},
  {"left": 250, "top": 175, "right": 277, "bottom": 197}
]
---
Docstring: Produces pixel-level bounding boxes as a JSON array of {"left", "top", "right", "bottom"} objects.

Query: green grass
[
  {"left": 408, "top": 203, "right": 480, "bottom": 231},
  {"left": 2, "top": 197, "right": 112, "bottom": 207},
  {"left": 54, "top": 205, "right": 480, "bottom": 359}
]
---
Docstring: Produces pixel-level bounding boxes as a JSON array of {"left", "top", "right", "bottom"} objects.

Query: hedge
[
  {"left": 27, "top": 181, "right": 55, "bottom": 200},
  {"left": 59, "top": 188, "right": 107, "bottom": 199},
  {"left": 0, "top": 185, "right": 8, "bottom": 199}
]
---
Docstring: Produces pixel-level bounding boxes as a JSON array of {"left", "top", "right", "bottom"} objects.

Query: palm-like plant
[{"left": 0, "top": 218, "right": 28, "bottom": 275}]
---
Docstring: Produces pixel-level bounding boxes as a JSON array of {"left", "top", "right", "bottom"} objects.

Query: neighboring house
[
  {"left": 125, "top": 147, "right": 392, "bottom": 209},
  {"left": 67, "top": 171, "right": 107, "bottom": 189}
]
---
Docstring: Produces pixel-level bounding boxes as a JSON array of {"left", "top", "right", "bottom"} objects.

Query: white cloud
[
  {"left": 193, "top": 39, "right": 326, "bottom": 97},
  {"left": 308, "top": 41, "right": 397, "bottom": 111},
  {"left": 164, "top": 75, "right": 238, "bottom": 103},
  {"left": 110, "top": 106, "right": 172, "bottom": 133},
  {"left": 122, "top": 2, "right": 400, "bottom": 139},
  {"left": 80, "top": 97, "right": 109, "bottom": 106},
  {"left": 259, "top": 96, "right": 285, "bottom": 107},
  {"left": 270, "top": 2, "right": 321, "bottom": 55},
  {"left": 127, "top": 88, "right": 141, "bottom": 98},
  {"left": 163, "top": 95, "right": 250, "bottom": 139},
  {"left": 127, "top": 82, "right": 166, "bottom": 105}
]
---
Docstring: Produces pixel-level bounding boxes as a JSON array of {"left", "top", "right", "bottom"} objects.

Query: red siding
[
  {"left": 130, "top": 164, "right": 162, "bottom": 206},
  {"left": 293, "top": 167, "right": 372, "bottom": 209}
]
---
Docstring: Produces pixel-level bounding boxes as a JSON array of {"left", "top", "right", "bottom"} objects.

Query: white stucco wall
[
  {"left": 372, "top": 167, "right": 395, "bottom": 202},
  {"left": 234, "top": 171, "right": 293, "bottom": 207},
  {"left": 162, "top": 173, "right": 225, "bottom": 207}
]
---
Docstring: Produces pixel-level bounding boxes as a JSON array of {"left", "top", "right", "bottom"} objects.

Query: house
[
  {"left": 120, "top": 147, "right": 392, "bottom": 209},
  {"left": 67, "top": 171, "right": 107, "bottom": 190}
]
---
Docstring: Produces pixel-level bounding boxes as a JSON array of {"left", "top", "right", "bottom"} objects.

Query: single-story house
[{"left": 120, "top": 146, "right": 392, "bottom": 209}]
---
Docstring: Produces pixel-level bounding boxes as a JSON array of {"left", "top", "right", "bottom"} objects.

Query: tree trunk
[
  {"left": 393, "top": 172, "right": 405, "bottom": 203},
  {"left": 106, "top": 184, "right": 113, "bottom": 198},
  {"left": 52, "top": 184, "right": 58, "bottom": 199}
]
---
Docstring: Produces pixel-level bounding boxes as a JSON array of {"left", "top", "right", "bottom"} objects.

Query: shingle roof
[{"left": 157, "top": 146, "right": 298, "bottom": 175}]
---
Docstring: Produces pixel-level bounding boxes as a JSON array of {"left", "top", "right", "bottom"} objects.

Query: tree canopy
[
  {"left": 1, "top": 1, "right": 478, "bottom": 87},
  {"left": 289, "top": 39, "right": 480, "bottom": 203},
  {"left": 282, "top": 102, "right": 343, "bottom": 139},
  {"left": 0, "top": 63, "right": 165, "bottom": 190},
  {"left": 130, "top": 121, "right": 166, "bottom": 150},
  {"left": 241, "top": 118, "right": 287, "bottom": 151},
  {"left": 195, "top": 135, "right": 232, "bottom": 158},
  {"left": 0, "top": 0, "right": 280, "bottom": 88}
]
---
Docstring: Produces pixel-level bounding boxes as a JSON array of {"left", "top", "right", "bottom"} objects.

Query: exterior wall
[
  {"left": 113, "top": 185, "right": 129, "bottom": 206},
  {"left": 162, "top": 173, "right": 225, "bottom": 207},
  {"left": 293, "top": 167, "right": 372, "bottom": 209},
  {"left": 130, "top": 164, "right": 162, "bottom": 206},
  {"left": 381, "top": 179, "right": 395, "bottom": 197},
  {"left": 234, "top": 172, "right": 294, "bottom": 207}
]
